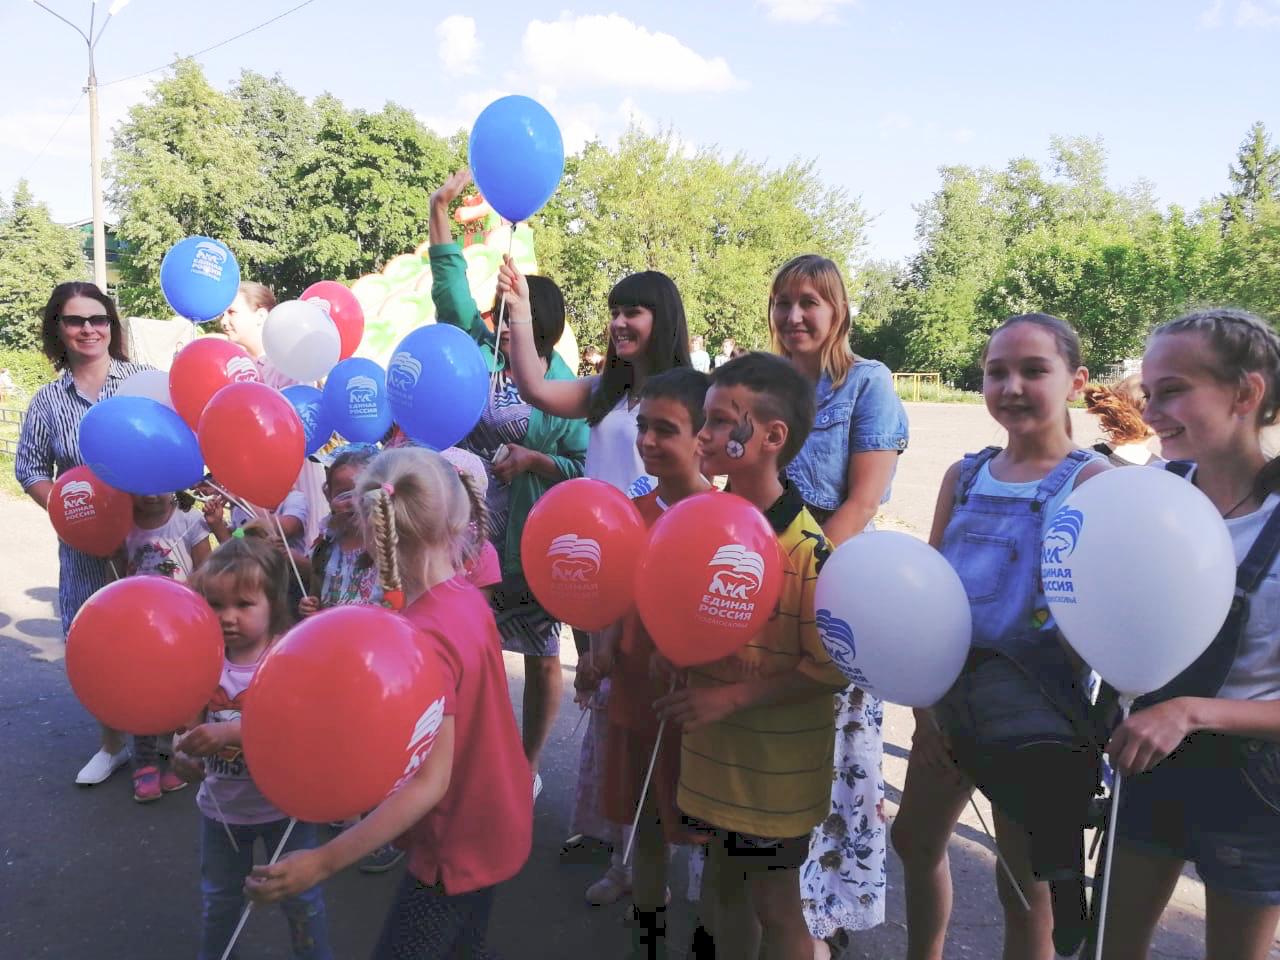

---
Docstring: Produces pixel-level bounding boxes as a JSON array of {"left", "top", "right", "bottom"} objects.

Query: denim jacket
[{"left": 786, "top": 359, "right": 909, "bottom": 513}]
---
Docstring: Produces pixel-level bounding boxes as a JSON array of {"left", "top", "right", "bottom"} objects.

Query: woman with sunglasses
[{"left": 14, "top": 282, "right": 151, "bottom": 786}]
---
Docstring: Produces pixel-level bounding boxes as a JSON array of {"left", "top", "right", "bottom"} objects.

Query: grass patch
[
  {"left": 895, "top": 381, "right": 983, "bottom": 404},
  {"left": 0, "top": 455, "right": 27, "bottom": 500}
]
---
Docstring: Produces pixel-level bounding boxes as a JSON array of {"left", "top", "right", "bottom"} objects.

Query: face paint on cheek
[{"left": 726, "top": 406, "right": 754, "bottom": 460}]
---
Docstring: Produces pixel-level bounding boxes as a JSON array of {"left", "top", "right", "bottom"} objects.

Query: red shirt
[
  {"left": 609, "top": 492, "right": 669, "bottom": 733},
  {"left": 401, "top": 577, "right": 532, "bottom": 894}
]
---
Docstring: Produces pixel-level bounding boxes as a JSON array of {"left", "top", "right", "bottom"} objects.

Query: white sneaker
[
  {"left": 533, "top": 773, "right": 543, "bottom": 803},
  {"left": 585, "top": 865, "right": 632, "bottom": 906},
  {"left": 76, "top": 747, "right": 129, "bottom": 785}
]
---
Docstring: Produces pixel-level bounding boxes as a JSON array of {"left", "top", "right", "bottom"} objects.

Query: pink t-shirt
[
  {"left": 465, "top": 540, "right": 501, "bottom": 589},
  {"left": 196, "top": 654, "right": 283, "bottom": 825},
  {"left": 401, "top": 578, "right": 532, "bottom": 894}
]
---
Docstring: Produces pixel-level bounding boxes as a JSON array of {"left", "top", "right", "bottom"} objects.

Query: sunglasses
[{"left": 58, "top": 315, "right": 111, "bottom": 330}]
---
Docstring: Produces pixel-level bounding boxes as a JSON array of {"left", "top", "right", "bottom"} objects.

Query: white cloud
[
  {"left": 758, "top": 0, "right": 858, "bottom": 23},
  {"left": 436, "top": 15, "right": 481, "bottom": 73},
  {"left": 1198, "top": 0, "right": 1226, "bottom": 26},
  {"left": 618, "top": 97, "right": 656, "bottom": 134},
  {"left": 1236, "top": 0, "right": 1280, "bottom": 25},
  {"left": 417, "top": 87, "right": 511, "bottom": 138},
  {"left": 521, "top": 14, "right": 741, "bottom": 93}
]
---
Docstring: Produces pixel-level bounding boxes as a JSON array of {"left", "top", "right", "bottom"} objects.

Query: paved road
[{"left": 1, "top": 402, "right": 1269, "bottom": 958}]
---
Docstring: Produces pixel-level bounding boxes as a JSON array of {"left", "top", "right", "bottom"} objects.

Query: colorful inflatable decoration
[{"left": 351, "top": 198, "right": 578, "bottom": 372}]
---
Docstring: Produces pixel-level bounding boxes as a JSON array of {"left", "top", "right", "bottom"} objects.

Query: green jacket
[{"left": 428, "top": 242, "right": 588, "bottom": 578}]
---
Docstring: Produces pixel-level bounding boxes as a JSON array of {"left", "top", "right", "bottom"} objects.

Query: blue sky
[{"left": 2, "top": 0, "right": 1278, "bottom": 263}]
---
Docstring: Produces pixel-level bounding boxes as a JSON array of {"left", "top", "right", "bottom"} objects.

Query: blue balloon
[
  {"left": 387, "top": 325, "right": 489, "bottom": 451},
  {"left": 469, "top": 96, "right": 565, "bottom": 223},
  {"left": 159, "top": 236, "right": 241, "bottom": 322},
  {"left": 80, "top": 396, "right": 205, "bottom": 495},
  {"left": 322, "top": 358, "right": 393, "bottom": 444},
  {"left": 282, "top": 384, "right": 333, "bottom": 457}
]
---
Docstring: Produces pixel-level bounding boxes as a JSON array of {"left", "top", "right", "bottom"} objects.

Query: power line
[
  {"left": 18, "top": 91, "right": 86, "bottom": 181},
  {"left": 99, "top": 0, "right": 319, "bottom": 88}
]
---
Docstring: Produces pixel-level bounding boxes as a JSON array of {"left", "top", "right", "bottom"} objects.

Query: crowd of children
[{"left": 27, "top": 175, "right": 1280, "bottom": 959}]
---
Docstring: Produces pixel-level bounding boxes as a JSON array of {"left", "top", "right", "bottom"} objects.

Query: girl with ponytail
[{"left": 245, "top": 447, "right": 532, "bottom": 959}]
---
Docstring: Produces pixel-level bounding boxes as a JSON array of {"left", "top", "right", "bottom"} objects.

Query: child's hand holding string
[
  {"left": 178, "top": 722, "right": 237, "bottom": 757},
  {"left": 496, "top": 255, "right": 531, "bottom": 323},
  {"left": 1106, "top": 698, "right": 1196, "bottom": 776},
  {"left": 298, "top": 596, "right": 320, "bottom": 618},
  {"left": 169, "top": 750, "right": 206, "bottom": 784},
  {"left": 655, "top": 685, "right": 741, "bottom": 732}
]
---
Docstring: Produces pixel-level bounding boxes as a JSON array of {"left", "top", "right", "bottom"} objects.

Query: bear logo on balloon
[
  {"left": 387, "top": 352, "right": 423, "bottom": 394},
  {"left": 391, "top": 695, "right": 447, "bottom": 792},
  {"left": 817, "top": 608, "right": 869, "bottom": 685},
  {"left": 1041, "top": 506, "right": 1084, "bottom": 605},
  {"left": 224, "top": 356, "right": 260, "bottom": 384},
  {"left": 61, "top": 480, "right": 97, "bottom": 521},
  {"left": 695, "top": 544, "right": 765, "bottom": 628},
  {"left": 192, "top": 241, "right": 228, "bottom": 282},
  {"left": 547, "top": 534, "right": 602, "bottom": 585},
  {"left": 346, "top": 375, "right": 380, "bottom": 418}
]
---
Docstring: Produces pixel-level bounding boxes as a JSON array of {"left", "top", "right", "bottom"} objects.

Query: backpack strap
[
  {"left": 1092, "top": 442, "right": 1113, "bottom": 457},
  {"left": 1237, "top": 500, "right": 1280, "bottom": 595},
  {"left": 956, "top": 446, "right": 1002, "bottom": 503}
]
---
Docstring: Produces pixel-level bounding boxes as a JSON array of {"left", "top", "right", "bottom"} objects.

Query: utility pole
[{"left": 29, "top": 0, "right": 130, "bottom": 292}]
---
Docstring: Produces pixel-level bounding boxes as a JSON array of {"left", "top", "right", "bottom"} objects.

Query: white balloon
[
  {"left": 1043, "top": 467, "right": 1235, "bottom": 698},
  {"left": 815, "top": 531, "right": 971, "bottom": 707},
  {"left": 263, "top": 300, "right": 341, "bottom": 383},
  {"left": 117, "top": 369, "right": 173, "bottom": 408}
]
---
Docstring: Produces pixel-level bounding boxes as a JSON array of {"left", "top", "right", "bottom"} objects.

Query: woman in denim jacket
[{"left": 769, "top": 254, "right": 909, "bottom": 956}]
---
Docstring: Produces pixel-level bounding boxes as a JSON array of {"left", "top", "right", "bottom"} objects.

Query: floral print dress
[{"left": 802, "top": 689, "right": 887, "bottom": 938}]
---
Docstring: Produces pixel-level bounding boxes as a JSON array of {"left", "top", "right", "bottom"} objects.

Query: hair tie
[
  {"left": 231, "top": 527, "right": 245, "bottom": 539},
  {"left": 381, "top": 482, "right": 395, "bottom": 497}
]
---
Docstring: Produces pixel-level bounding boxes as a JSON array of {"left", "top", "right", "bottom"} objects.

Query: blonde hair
[
  {"left": 768, "top": 254, "right": 855, "bottom": 386},
  {"left": 1084, "top": 376, "right": 1152, "bottom": 445},
  {"left": 190, "top": 535, "right": 293, "bottom": 637},
  {"left": 355, "top": 448, "right": 481, "bottom": 600}
]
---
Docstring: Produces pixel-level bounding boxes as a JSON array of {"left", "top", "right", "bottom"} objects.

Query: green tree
[
  {"left": 109, "top": 60, "right": 269, "bottom": 316},
  {"left": 0, "top": 181, "right": 88, "bottom": 349},
  {"left": 284, "top": 98, "right": 458, "bottom": 284},
  {"left": 1221, "top": 122, "right": 1280, "bottom": 228}
]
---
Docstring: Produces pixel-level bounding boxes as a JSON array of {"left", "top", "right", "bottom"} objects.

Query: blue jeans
[{"left": 199, "top": 816, "right": 332, "bottom": 960}]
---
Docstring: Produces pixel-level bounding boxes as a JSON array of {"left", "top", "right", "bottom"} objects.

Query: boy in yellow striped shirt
[{"left": 657, "top": 352, "right": 846, "bottom": 960}]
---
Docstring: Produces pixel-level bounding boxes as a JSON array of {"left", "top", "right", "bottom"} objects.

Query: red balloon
[
  {"left": 67, "top": 577, "right": 224, "bottom": 734},
  {"left": 635, "top": 492, "right": 784, "bottom": 667},
  {"left": 520, "top": 478, "right": 647, "bottom": 630},
  {"left": 302, "top": 280, "right": 365, "bottom": 360},
  {"left": 198, "top": 382, "right": 305, "bottom": 508},
  {"left": 47, "top": 466, "right": 133, "bottom": 557},
  {"left": 169, "top": 338, "right": 261, "bottom": 429},
  {"left": 241, "top": 606, "right": 447, "bottom": 823}
]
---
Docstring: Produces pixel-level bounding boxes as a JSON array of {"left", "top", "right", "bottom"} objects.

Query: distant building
[{"left": 68, "top": 218, "right": 123, "bottom": 288}]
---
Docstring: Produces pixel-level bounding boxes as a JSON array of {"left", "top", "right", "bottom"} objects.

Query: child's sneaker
[
  {"left": 159, "top": 768, "right": 188, "bottom": 793},
  {"left": 359, "top": 844, "right": 405, "bottom": 874},
  {"left": 585, "top": 864, "right": 632, "bottom": 905},
  {"left": 132, "top": 766, "right": 162, "bottom": 803}
]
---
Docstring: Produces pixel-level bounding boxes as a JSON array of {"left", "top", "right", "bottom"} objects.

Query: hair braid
[
  {"left": 369, "top": 487, "right": 404, "bottom": 608},
  {"left": 455, "top": 469, "right": 490, "bottom": 566}
]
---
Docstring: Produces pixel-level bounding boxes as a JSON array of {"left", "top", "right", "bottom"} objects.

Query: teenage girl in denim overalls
[
  {"left": 891, "top": 313, "right": 1109, "bottom": 960},
  {"left": 1102, "top": 309, "right": 1280, "bottom": 959}
]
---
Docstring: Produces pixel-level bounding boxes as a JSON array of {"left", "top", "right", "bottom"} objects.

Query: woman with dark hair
[
  {"left": 15, "top": 281, "right": 151, "bottom": 786},
  {"left": 498, "top": 252, "right": 691, "bottom": 906},
  {"left": 429, "top": 170, "right": 588, "bottom": 802}
]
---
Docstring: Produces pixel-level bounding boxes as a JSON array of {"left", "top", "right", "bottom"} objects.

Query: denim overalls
[{"left": 934, "top": 447, "right": 1100, "bottom": 957}]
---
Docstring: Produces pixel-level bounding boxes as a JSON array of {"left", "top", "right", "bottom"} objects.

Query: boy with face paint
[{"left": 655, "top": 351, "right": 847, "bottom": 960}]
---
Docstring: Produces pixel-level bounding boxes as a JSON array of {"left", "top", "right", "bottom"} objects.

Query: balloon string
[
  {"left": 1093, "top": 698, "right": 1130, "bottom": 960},
  {"left": 488, "top": 224, "right": 518, "bottom": 400},
  {"left": 966, "top": 795, "right": 1029, "bottom": 911},
  {"left": 623, "top": 675, "right": 677, "bottom": 866},
  {"left": 203, "top": 783, "right": 240, "bottom": 853},
  {"left": 564, "top": 703, "right": 589, "bottom": 742},
  {"left": 107, "top": 560, "right": 121, "bottom": 582},
  {"left": 219, "top": 817, "right": 297, "bottom": 960},
  {"left": 273, "top": 513, "right": 308, "bottom": 596}
]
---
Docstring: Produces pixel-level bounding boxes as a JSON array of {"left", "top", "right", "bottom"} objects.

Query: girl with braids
[
  {"left": 246, "top": 447, "right": 531, "bottom": 960},
  {"left": 1101, "top": 308, "right": 1280, "bottom": 959},
  {"left": 1084, "top": 374, "right": 1160, "bottom": 466}
]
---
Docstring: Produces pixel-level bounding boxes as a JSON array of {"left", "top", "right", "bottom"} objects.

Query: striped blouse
[{"left": 15, "top": 359, "right": 152, "bottom": 635}]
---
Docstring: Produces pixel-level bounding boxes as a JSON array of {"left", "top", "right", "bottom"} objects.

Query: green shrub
[{"left": 0, "top": 348, "right": 55, "bottom": 402}]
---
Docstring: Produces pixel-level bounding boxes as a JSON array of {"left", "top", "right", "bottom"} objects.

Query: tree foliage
[{"left": 0, "top": 181, "right": 88, "bottom": 350}]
